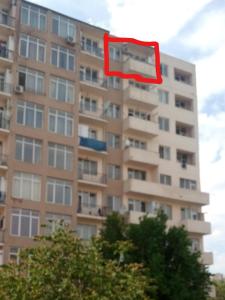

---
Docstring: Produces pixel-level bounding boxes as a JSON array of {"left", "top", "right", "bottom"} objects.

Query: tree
[
  {"left": 101, "top": 212, "right": 211, "bottom": 300},
  {"left": 213, "top": 280, "right": 225, "bottom": 300},
  {"left": 0, "top": 227, "right": 151, "bottom": 300}
]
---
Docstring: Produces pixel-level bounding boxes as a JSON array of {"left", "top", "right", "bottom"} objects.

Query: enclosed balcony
[
  {"left": 80, "top": 67, "right": 107, "bottom": 90},
  {"left": 0, "top": 110, "right": 10, "bottom": 133},
  {"left": 0, "top": 78, "right": 12, "bottom": 97},
  {"left": 124, "top": 147, "right": 159, "bottom": 167},
  {"left": 0, "top": 45, "right": 13, "bottom": 67},
  {"left": 0, "top": 11, "right": 15, "bottom": 33},
  {"left": 78, "top": 169, "right": 107, "bottom": 188},
  {"left": 0, "top": 154, "right": 7, "bottom": 170},
  {"left": 123, "top": 116, "right": 158, "bottom": 137},
  {"left": 79, "top": 106, "right": 107, "bottom": 126},
  {"left": 124, "top": 86, "right": 158, "bottom": 109},
  {"left": 124, "top": 179, "right": 209, "bottom": 205},
  {"left": 81, "top": 42, "right": 103, "bottom": 59},
  {"left": 124, "top": 57, "right": 155, "bottom": 77},
  {"left": 79, "top": 136, "right": 107, "bottom": 154}
]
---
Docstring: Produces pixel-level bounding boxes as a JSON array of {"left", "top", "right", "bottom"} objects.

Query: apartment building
[{"left": 0, "top": 0, "right": 212, "bottom": 266}]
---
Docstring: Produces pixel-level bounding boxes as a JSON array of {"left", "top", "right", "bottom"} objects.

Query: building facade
[{"left": 0, "top": 0, "right": 213, "bottom": 265}]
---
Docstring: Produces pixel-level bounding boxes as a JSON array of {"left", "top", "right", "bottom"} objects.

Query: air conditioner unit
[
  {"left": 65, "top": 36, "right": 75, "bottom": 46},
  {"left": 15, "top": 85, "right": 24, "bottom": 94}
]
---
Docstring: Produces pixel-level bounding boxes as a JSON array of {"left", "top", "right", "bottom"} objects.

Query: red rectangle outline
[{"left": 104, "top": 33, "right": 163, "bottom": 84}]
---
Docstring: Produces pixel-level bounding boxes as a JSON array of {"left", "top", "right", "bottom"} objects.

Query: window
[
  {"left": 105, "top": 103, "right": 120, "bottom": 119},
  {"left": 9, "top": 247, "right": 20, "bottom": 264},
  {"left": 48, "top": 143, "right": 73, "bottom": 171},
  {"left": 159, "top": 146, "right": 170, "bottom": 160},
  {"left": 15, "top": 135, "right": 42, "bottom": 164},
  {"left": 176, "top": 122, "right": 194, "bottom": 137},
  {"left": 177, "top": 150, "right": 195, "bottom": 166},
  {"left": 12, "top": 172, "right": 41, "bottom": 201},
  {"left": 78, "top": 159, "right": 97, "bottom": 175},
  {"left": 48, "top": 108, "right": 73, "bottom": 137},
  {"left": 128, "top": 108, "right": 150, "bottom": 121},
  {"left": 128, "top": 199, "right": 145, "bottom": 212},
  {"left": 19, "top": 34, "right": 46, "bottom": 63},
  {"left": 21, "top": 3, "right": 46, "bottom": 31},
  {"left": 18, "top": 67, "right": 44, "bottom": 94},
  {"left": 80, "top": 66, "right": 98, "bottom": 83},
  {"left": 80, "top": 96, "right": 97, "bottom": 113},
  {"left": 180, "top": 178, "right": 197, "bottom": 190},
  {"left": 160, "top": 63, "right": 168, "bottom": 77},
  {"left": 81, "top": 36, "right": 102, "bottom": 57},
  {"left": 11, "top": 209, "right": 39, "bottom": 237},
  {"left": 45, "top": 213, "right": 71, "bottom": 235},
  {"left": 107, "top": 164, "right": 121, "bottom": 180},
  {"left": 50, "top": 77, "right": 75, "bottom": 103},
  {"left": 159, "top": 117, "right": 169, "bottom": 131},
  {"left": 51, "top": 44, "right": 75, "bottom": 71},
  {"left": 190, "top": 239, "right": 200, "bottom": 252},
  {"left": 107, "top": 132, "right": 120, "bottom": 149},
  {"left": 158, "top": 90, "right": 169, "bottom": 104},
  {"left": 52, "top": 14, "right": 75, "bottom": 39},
  {"left": 128, "top": 138, "right": 146, "bottom": 150},
  {"left": 175, "top": 95, "right": 193, "bottom": 111},
  {"left": 174, "top": 69, "right": 192, "bottom": 85},
  {"left": 88, "top": 128, "right": 97, "bottom": 139},
  {"left": 16, "top": 100, "right": 43, "bottom": 129},
  {"left": 47, "top": 178, "right": 72, "bottom": 206},
  {"left": 76, "top": 224, "right": 97, "bottom": 240},
  {"left": 128, "top": 168, "right": 146, "bottom": 180},
  {"left": 110, "top": 47, "right": 121, "bottom": 61},
  {"left": 107, "top": 195, "right": 121, "bottom": 212},
  {"left": 78, "top": 191, "right": 97, "bottom": 208},
  {"left": 181, "top": 208, "right": 202, "bottom": 221},
  {"left": 108, "top": 77, "right": 121, "bottom": 89},
  {"left": 160, "top": 174, "right": 172, "bottom": 186}
]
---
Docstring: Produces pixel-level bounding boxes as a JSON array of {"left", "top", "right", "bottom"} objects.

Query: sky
[{"left": 30, "top": 0, "right": 225, "bottom": 274}]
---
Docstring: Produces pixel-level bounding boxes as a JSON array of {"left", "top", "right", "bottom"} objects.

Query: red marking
[{"left": 104, "top": 33, "right": 163, "bottom": 84}]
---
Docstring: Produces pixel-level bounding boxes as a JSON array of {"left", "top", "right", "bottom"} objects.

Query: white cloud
[{"left": 106, "top": 0, "right": 211, "bottom": 43}]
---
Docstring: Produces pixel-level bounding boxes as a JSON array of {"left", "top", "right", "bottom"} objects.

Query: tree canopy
[
  {"left": 0, "top": 227, "right": 151, "bottom": 300},
  {"left": 101, "top": 212, "right": 211, "bottom": 300}
]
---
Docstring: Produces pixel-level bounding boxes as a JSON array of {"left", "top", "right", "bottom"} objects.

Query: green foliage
[
  {"left": 101, "top": 211, "right": 211, "bottom": 300},
  {"left": 214, "top": 280, "right": 225, "bottom": 300},
  {"left": 0, "top": 227, "right": 150, "bottom": 300}
]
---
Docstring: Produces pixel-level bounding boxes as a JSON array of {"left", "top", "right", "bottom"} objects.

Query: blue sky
[{"left": 31, "top": 0, "right": 225, "bottom": 274}]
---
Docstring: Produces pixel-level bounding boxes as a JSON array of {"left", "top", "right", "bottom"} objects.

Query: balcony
[
  {"left": 77, "top": 205, "right": 107, "bottom": 220},
  {"left": 180, "top": 219, "right": 211, "bottom": 235},
  {"left": 124, "top": 147, "right": 159, "bottom": 167},
  {"left": 78, "top": 170, "right": 107, "bottom": 188},
  {"left": 123, "top": 116, "right": 158, "bottom": 137},
  {"left": 0, "top": 47, "right": 13, "bottom": 66},
  {"left": 0, "top": 111, "right": 10, "bottom": 133},
  {"left": 0, "top": 80, "right": 12, "bottom": 97},
  {"left": 0, "top": 191, "right": 6, "bottom": 205},
  {"left": 124, "top": 86, "right": 158, "bottom": 109},
  {"left": 80, "top": 73, "right": 107, "bottom": 91},
  {"left": 124, "top": 179, "right": 209, "bottom": 205},
  {"left": 81, "top": 44, "right": 103, "bottom": 59},
  {"left": 79, "top": 106, "right": 107, "bottom": 125},
  {"left": 124, "top": 57, "right": 155, "bottom": 77},
  {"left": 0, "top": 11, "right": 15, "bottom": 32},
  {"left": 0, "top": 154, "right": 7, "bottom": 170},
  {"left": 79, "top": 136, "right": 107, "bottom": 154},
  {"left": 201, "top": 252, "right": 213, "bottom": 265}
]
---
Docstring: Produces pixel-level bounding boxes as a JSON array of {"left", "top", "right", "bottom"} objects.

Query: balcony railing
[
  {"left": 81, "top": 44, "right": 103, "bottom": 58},
  {"left": 79, "top": 106, "right": 106, "bottom": 120},
  {"left": 0, "top": 80, "right": 12, "bottom": 94},
  {"left": 79, "top": 136, "right": 107, "bottom": 152},
  {"left": 80, "top": 72, "right": 108, "bottom": 89},
  {"left": 0, "top": 47, "right": 13, "bottom": 60},
  {"left": 0, "top": 191, "right": 6, "bottom": 204},
  {"left": 0, "top": 11, "right": 15, "bottom": 28},
  {"left": 78, "top": 170, "right": 107, "bottom": 185},
  {"left": 0, "top": 112, "right": 10, "bottom": 130},
  {"left": 77, "top": 205, "right": 108, "bottom": 217},
  {"left": 0, "top": 154, "right": 7, "bottom": 166}
]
